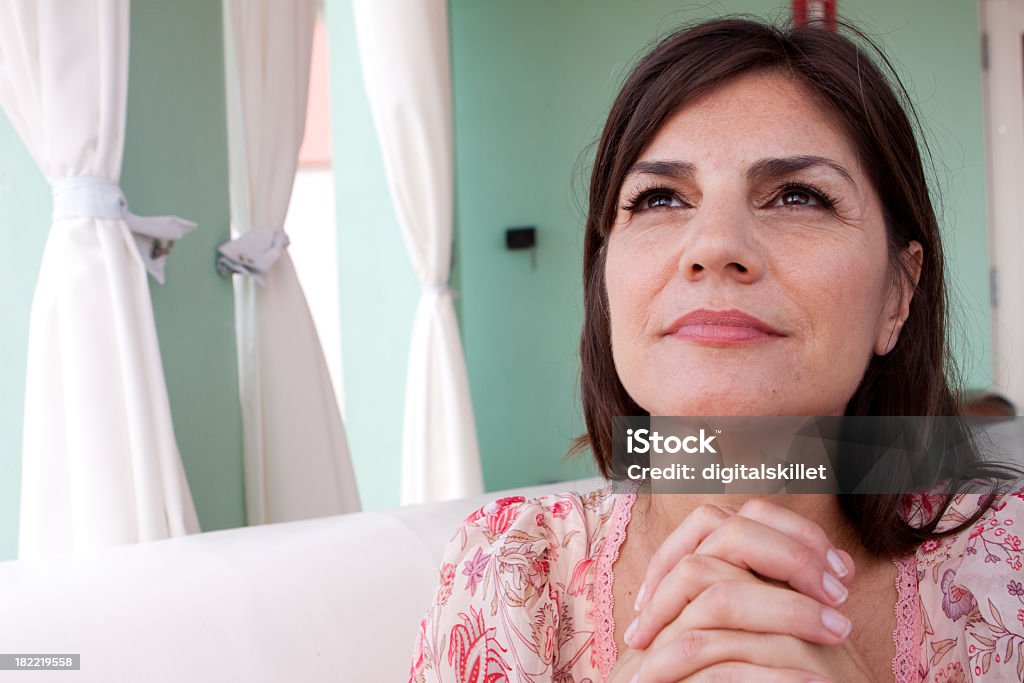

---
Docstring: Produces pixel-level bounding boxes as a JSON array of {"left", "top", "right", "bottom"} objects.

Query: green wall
[
  {"left": 0, "top": 0, "right": 243, "bottom": 561},
  {"left": 326, "top": 1, "right": 422, "bottom": 511},
  {"left": 331, "top": 0, "right": 993, "bottom": 508},
  {"left": 0, "top": 112, "right": 49, "bottom": 562},
  {"left": 124, "top": 0, "right": 244, "bottom": 538},
  {"left": 839, "top": 0, "right": 993, "bottom": 384}
]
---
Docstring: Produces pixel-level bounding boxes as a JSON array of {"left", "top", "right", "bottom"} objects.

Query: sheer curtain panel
[
  {"left": 217, "top": 0, "right": 360, "bottom": 524},
  {"left": 352, "top": 0, "right": 483, "bottom": 504},
  {"left": 0, "top": 0, "right": 200, "bottom": 558}
]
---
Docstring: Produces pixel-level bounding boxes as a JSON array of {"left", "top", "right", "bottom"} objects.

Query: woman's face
[{"left": 605, "top": 71, "right": 921, "bottom": 416}]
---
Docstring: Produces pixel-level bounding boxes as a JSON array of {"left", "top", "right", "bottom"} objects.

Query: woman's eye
[
  {"left": 769, "top": 185, "right": 836, "bottom": 210},
  {"left": 647, "top": 193, "right": 681, "bottom": 208},
  {"left": 636, "top": 191, "right": 685, "bottom": 210},
  {"left": 621, "top": 188, "right": 688, "bottom": 214},
  {"left": 777, "top": 189, "right": 818, "bottom": 206}
]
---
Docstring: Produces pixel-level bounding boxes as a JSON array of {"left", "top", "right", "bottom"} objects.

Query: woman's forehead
[{"left": 636, "top": 71, "right": 862, "bottom": 173}]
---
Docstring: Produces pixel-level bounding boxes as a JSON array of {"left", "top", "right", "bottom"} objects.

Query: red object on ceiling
[{"left": 793, "top": 0, "right": 837, "bottom": 31}]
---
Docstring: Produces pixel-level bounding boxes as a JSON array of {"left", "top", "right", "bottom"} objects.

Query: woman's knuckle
[
  {"left": 676, "top": 552, "right": 710, "bottom": 576},
  {"left": 703, "top": 582, "right": 737, "bottom": 618},
  {"left": 797, "top": 523, "right": 827, "bottom": 549},
  {"left": 739, "top": 497, "right": 769, "bottom": 516},
  {"left": 794, "top": 545, "right": 817, "bottom": 570},
  {"left": 694, "top": 503, "right": 727, "bottom": 524},
  {"left": 718, "top": 516, "right": 747, "bottom": 544},
  {"left": 648, "top": 547, "right": 668, "bottom": 575},
  {"left": 715, "top": 514, "right": 738, "bottom": 531},
  {"left": 677, "top": 629, "right": 706, "bottom": 659}
]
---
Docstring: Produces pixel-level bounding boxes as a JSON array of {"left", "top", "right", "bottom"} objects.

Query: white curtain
[
  {"left": 0, "top": 0, "right": 200, "bottom": 558},
  {"left": 352, "top": 0, "right": 483, "bottom": 504},
  {"left": 217, "top": 0, "right": 360, "bottom": 524}
]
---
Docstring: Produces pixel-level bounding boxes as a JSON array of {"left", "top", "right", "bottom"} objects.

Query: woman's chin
[{"left": 639, "top": 388, "right": 821, "bottom": 417}]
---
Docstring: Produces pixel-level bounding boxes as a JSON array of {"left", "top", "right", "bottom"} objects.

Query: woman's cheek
[{"left": 606, "top": 244, "right": 667, "bottom": 323}]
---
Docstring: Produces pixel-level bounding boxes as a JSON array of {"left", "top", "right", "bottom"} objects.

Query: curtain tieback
[
  {"left": 216, "top": 226, "right": 290, "bottom": 287},
  {"left": 51, "top": 176, "right": 198, "bottom": 284},
  {"left": 421, "top": 283, "right": 457, "bottom": 299}
]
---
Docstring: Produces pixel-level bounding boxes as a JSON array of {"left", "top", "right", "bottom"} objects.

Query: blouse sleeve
[
  {"left": 920, "top": 485, "right": 1024, "bottom": 682},
  {"left": 408, "top": 495, "right": 566, "bottom": 683}
]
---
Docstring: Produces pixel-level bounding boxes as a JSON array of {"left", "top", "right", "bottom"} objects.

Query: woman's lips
[{"left": 665, "top": 309, "right": 784, "bottom": 345}]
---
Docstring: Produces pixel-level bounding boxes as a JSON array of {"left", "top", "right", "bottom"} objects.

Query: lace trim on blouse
[
  {"left": 892, "top": 553, "right": 920, "bottom": 682},
  {"left": 594, "top": 491, "right": 637, "bottom": 680}
]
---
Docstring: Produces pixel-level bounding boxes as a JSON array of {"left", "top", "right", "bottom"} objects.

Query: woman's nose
[{"left": 677, "top": 204, "right": 765, "bottom": 284}]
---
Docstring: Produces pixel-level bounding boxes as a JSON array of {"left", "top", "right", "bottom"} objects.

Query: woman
[{"left": 409, "top": 18, "right": 1022, "bottom": 683}]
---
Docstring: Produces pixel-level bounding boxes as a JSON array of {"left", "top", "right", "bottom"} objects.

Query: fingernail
[
  {"left": 634, "top": 583, "right": 646, "bottom": 611},
  {"left": 821, "top": 607, "right": 851, "bottom": 639},
  {"left": 826, "top": 548, "right": 849, "bottom": 578},
  {"left": 822, "top": 572, "right": 848, "bottom": 605},
  {"left": 624, "top": 617, "right": 639, "bottom": 646},
  {"left": 629, "top": 674, "right": 639, "bottom": 683}
]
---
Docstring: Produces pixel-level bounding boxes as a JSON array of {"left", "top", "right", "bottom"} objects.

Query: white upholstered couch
[{"left": 0, "top": 477, "right": 604, "bottom": 682}]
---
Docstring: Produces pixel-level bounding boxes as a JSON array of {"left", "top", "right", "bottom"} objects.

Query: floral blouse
[{"left": 408, "top": 485, "right": 1024, "bottom": 682}]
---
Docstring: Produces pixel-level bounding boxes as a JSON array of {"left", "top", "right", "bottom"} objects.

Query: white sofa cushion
[{"left": 0, "top": 477, "right": 604, "bottom": 682}]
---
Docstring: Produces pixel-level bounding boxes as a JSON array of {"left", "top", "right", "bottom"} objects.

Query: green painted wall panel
[
  {"left": 836, "top": 0, "right": 993, "bottom": 386},
  {"left": 124, "top": 0, "right": 244, "bottom": 535},
  {"left": 0, "top": 118, "right": 49, "bottom": 562},
  {"left": 326, "top": 1, "right": 422, "bottom": 510}
]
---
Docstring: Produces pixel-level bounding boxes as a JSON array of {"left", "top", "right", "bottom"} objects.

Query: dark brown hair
[{"left": 570, "top": 17, "right": 1010, "bottom": 556}]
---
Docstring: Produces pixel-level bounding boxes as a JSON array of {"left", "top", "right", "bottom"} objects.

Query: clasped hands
[{"left": 608, "top": 499, "right": 879, "bottom": 683}]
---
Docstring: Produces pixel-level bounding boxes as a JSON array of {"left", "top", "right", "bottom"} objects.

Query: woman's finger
[
  {"left": 629, "top": 515, "right": 852, "bottom": 649},
  {"left": 635, "top": 503, "right": 733, "bottom": 611},
  {"left": 635, "top": 500, "right": 854, "bottom": 612},
  {"left": 632, "top": 629, "right": 826, "bottom": 683},
  {"left": 735, "top": 498, "right": 854, "bottom": 582},
  {"left": 625, "top": 553, "right": 759, "bottom": 649},
  {"left": 691, "top": 516, "right": 849, "bottom": 604},
  {"left": 664, "top": 580, "right": 852, "bottom": 647}
]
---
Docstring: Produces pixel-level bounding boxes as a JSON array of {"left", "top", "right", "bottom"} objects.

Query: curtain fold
[
  {"left": 352, "top": 0, "right": 483, "bottom": 504},
  {"left": 0, "top": 0, "right": 200, "bottom": 558},
  {"left": 218, "top": 0, "right": 360, "bottom": 524}
]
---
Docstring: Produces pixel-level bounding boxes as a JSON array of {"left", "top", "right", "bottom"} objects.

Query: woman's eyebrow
[
  {"left": 624, "top": 157, "right": 856, "bottom": 188},
  {"left": 623, "top": 159, "right": 697, "bottom": 181},
  {"left": 747, "top": 155, "right": 857, "bottom": 187}
]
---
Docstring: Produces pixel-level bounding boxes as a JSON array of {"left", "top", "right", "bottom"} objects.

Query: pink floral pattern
[
  {"left": 410, "top": 485, "right": 1024, "bottom": 682},
  {"left": 914, "top": 488, "right": 1024, "bottom": 681}
]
